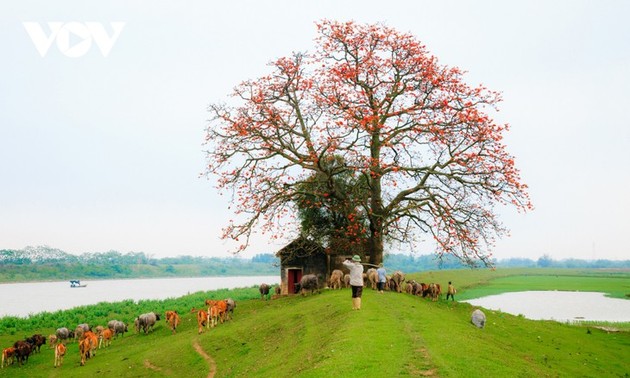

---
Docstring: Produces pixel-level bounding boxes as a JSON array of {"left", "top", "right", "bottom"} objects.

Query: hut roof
[{"left": 276, "top": 237, "right": 325, "bottom": 258}]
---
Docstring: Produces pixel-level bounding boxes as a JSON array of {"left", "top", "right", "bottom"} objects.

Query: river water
[
  {"left": 0, "top": 276, "right": 280, "bottom": 318},
  {"left": 462, "top": 291, "right": 630, "bottom": 322}
]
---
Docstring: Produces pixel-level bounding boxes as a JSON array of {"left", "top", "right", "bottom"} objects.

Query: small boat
[{"left": 70, "top": 280, "right": 87, "bottom": 288}]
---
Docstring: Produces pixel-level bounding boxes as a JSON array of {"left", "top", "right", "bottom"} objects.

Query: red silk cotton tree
[{"left": 204, "top": 20, "right": 532, "bottom": 266}]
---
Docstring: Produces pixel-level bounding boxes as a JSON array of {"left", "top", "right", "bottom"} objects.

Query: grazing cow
[
  {"left": 56, "top": 327, "right": 70, "bottom": 343},
  {"left": 165, "top": 311, "right": 181, "bottom": 334},
  {"left": 367, "top": 268, "right": 378, "bottom": 290},
  {"left": 405, "top": 281, "right": 414, "bottom": 294},
  {"left": 191, "top": 308, "right": 208, "bottom": 334},
  {"left": 329, "top": 269, "right": 344, "bottom": 290},
  {"left": 137, "top": 312, "right": 161, "bottom": 334},
  {"left": 299, "top": 274, "right": 320, "bottom": 296},
  {"left": 274, "top": 285, "right": 281, "bottom": 295},
  {"left": 48, "top": 335, "right": 57, "bottom": 349},
  {"left": 54, "top": 343, "right": 66, "bottom": 367},
  {"left": 391, "top": 271, "right": 405, "bottom": 293},
  {"left": 343, "top": 274, "right": 351, "bottom": 288},
  {"left": 259, "top": 283, "right": 271, "bottom": 300},
  {"left": 13, "top": 341, "right": 32, "bottom": 366},
  {"left": 98, "top": 328, "right": 113, "bottom": 349},
  {"left": 2, "top": 347, "right": 16, "bottom": 368},
  {"left": 27, "top": 334, "right": 46, "bottom": 353}
]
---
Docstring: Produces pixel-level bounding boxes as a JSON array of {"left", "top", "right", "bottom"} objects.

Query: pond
[
  {"left": 462, "top": 291, "right": 630, "bottom": 322},
  {"left": 0, "top": 276, "right": 280, "bottom": 318}
]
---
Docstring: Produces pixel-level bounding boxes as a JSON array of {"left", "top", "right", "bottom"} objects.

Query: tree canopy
[{"left": 204, "top": 20, "right": 532, "bottom": 266}]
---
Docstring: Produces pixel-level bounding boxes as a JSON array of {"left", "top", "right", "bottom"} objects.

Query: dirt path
[{"left": 193, "top": 340, "right": 217, "bottom": 378}]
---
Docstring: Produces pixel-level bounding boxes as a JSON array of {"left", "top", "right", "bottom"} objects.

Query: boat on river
[{"left": 69, "top": 280, "right": 87, "bottom": 288}]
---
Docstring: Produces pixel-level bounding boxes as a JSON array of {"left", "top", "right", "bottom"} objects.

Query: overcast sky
[{"left": 1, "top": 1, "right": 628, "bottom": 261}]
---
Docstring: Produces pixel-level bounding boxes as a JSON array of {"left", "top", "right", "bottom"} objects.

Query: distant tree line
[{"left": 1, "top": 247, "right": 627, "bottom": 284}]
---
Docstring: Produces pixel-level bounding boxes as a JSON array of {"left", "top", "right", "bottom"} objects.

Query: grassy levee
[{"left": 1, "top": 268, "right": 628, "bottom": 377}]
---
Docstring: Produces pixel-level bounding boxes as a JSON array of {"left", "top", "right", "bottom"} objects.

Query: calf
[
  {"left": 54, "top": 343, "right": 66, "bottom": 368},
  {"left": 79, "top": 338, "right": 91, "bottom": 366},
  {"left": 259, "top": 283, "right": 270, "bottom": 300},
  {"left": 48, "top": 335, "right": 57, "bottom": 349},
  {"left": 1, "top": 347, "right": 16, "bottom": 368},
  {"left": 98, "top": 329, "right": 113, "bottom": 349},
  {"left": 165, "top": 311, "right": 181, "bottom": 334},
  {"left": 191, "top": 308, "right": 208, "bottom": 334}
]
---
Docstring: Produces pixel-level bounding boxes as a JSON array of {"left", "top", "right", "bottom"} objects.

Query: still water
[
  {"left": 462, "top": 291, "right": 630, "bottom": 322},
  {"left": 0, "top": 276, "right": 280, "bottom": 318}
]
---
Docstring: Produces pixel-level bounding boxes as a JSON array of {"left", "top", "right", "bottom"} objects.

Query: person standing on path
[
  {"left": 342, "top": 255, "right": 365, "bottom": 310},
  {"left": 447, "top": 281, "right": 456, "bottom": 301},
  {"left": 376, "top": 263, "right": 387, "bottom": 294}
]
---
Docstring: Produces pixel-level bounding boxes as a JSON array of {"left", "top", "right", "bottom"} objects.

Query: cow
[
  {"left": 98, "top": 328, "right": 113, "bottom": 349},
  {"left": 54, "top": 343, "right": 66, "bottom": 368},
  {"left": 137, "top": 312, "right": 161, "bottom": 334},
  {"left": 94, "top": 325, "right": 105, "bottom": 335},
  {"left": 224, "top": 298, "right": 236, "bottom": 321},
  {"left": 74, "top": 324, "right": 89, "bottom": 342},
  {"left": 259, "top": 283, "right": 271, "bottom": 300},
  {"left": 391, "top": 271, "right": 405, "bottom": 293},
  {"left": 367, "top": 268, "right": 378, "bottom": 290},
  {"left": 1, "top": 347, "right": 16, "bottom": 368},
  {"left": 274, "top": 285, "right": 281, "bottom": 295},
  {"left": 405, "top": 281, "right": 416, "bottom": 294},
  {"left": 27, "top": 334, "right": 46, "bottom": 353},
  {"left": 329, "top": 269, "right": 344, "bottom": 290},
  {"left": 165, "top": 311, "right": 181, "bottom": 334},
  {"left": 206, "top": 299, "right": 228, "bottom": 326},
  {"left": 48, "top": 335, "right": 58, "bottom": 349},
  {"left": 82, "top": 331, "right": 98, "bottom": 358},
  {"left": 133, "top": 318, "right": 140, "bottom": 334},
  {"left": 191, "top": 308, "right": 208, "bottom": 334},
  {"left": 13, "top": 340, "right": 32, "bottom": 366},
  {"left": 56, "top": 327, "right": 70, "bottom": 343},
  {"left": 299, "top": 274, "right": 320, "bottom": 296},
  {"left": 79, "top": 338, "right": 91, "bottom": 366},
  {"left": 108, "top": 320, "right": 128, "bottom": 338},
  {"left": 343, "top": 274, "right": 351, "bottom": 288}
]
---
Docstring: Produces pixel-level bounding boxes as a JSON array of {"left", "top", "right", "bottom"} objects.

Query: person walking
[
  {"left": 447, "top": 281, "right": 456, "bottom": 301},
  {"left": 343, "top": 255, "right": 365, "bottom": 310},
  {"left": 376, "top": 263, "right": 387, "bottom": 293}
]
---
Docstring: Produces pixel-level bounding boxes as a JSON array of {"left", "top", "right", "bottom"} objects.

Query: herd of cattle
[
  {"left": 259, "top": 269, "right": 450, "bottom": 301},
  {"left": 1, "top": 297, "right": 236, "bottom": 370},
  {"left": 328, "top": 268, "right": 448, "bottom": 300}
]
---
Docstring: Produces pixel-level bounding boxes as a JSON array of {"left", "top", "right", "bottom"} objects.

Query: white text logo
[{"left": 23, "top": 22, "right": 125, "bottom": 58}]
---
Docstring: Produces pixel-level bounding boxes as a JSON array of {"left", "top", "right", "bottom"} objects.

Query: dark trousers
[{"left": 351, "top": 285, "right": 363, "bottom": 298}]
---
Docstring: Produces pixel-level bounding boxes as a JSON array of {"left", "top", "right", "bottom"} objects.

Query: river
[
  {"left": 0, "top": 276, "right": 280, "bottom": 318},
  {"left": 462, "top": 291, "right": 630, "bottom": 322}
]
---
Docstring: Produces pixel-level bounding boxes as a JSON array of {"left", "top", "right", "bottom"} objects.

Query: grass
[{"left": 0, "top": 268, "right": 628, "bottom": 377}]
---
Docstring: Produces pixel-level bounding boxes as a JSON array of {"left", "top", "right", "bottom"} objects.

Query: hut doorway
[{"left": 287, "top": 268, "right": 303, "bottom": 294}]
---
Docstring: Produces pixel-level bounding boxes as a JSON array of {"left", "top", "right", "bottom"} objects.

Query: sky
[{"left": 1, "top": 1, "right": 628, "bottom": 261}]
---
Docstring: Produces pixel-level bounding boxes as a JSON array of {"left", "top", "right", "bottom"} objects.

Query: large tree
[{"left": 204, "top": 20, "right": 532, "bottom": 266}]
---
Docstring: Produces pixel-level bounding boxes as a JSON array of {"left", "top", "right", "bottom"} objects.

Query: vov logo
[{"left": 23, "top": 22, "right": 125, "bottom": 58}]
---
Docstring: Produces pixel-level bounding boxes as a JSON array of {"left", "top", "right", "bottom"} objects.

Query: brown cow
[
  {"left": 259, "top": 283, "right": 270, "bottom": 300},
  {"left": 79, "top": 338, "right": 90, "bottom": 366},
  {"left": 206, "top": 299, "right": 228, "bottom": 326},
  {"left": 82, "top": 331, "right": 98, "bottom": 358},
  {"left": 191, "top": 308, "right": 208, "bottom": 334},
  {"left": 165, "top": 311, "right": 181, "bottom": 334},
  {"left": 98, "top": 329, "right": 113, "bottom": 349},
  {"left": 54, "top": 343, "right": 66, "bottom": 367},
  {"left": 329, "top": 269, "right": 344, "bottom": 290},
  {"left": 1, "top": 347, "right": 16, "bottom": 368},
  {"left": 48, "top": 335, "right": 57, "bottom": 349}
]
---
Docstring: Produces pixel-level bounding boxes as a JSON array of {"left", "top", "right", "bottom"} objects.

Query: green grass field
[{"left": 1, "top": 268, "right": 628, "bottom": 377}]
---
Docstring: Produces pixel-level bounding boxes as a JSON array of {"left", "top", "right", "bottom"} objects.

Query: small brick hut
[{"left": 275, "top": 237, "right": 351, "bottom": 295}]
